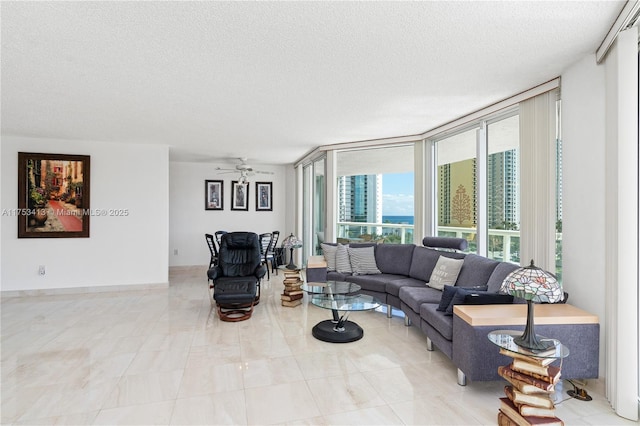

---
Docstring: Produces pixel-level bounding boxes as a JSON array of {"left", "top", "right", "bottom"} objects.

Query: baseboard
[
  {"left": 1, "top": 281, "right": 169, "bottom": 298},
  {"left": 169, "top": 265, "right": 207, "bottom": 271}
]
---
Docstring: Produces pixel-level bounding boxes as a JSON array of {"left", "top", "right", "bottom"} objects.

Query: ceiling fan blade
[{"left": 255, "top": 171, "right": 275, "bottom": 175}]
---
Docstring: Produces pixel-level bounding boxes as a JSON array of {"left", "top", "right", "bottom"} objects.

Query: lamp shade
[
  {"left": 500, "top": 260, "right": 563, "bottom": 351},
  {"left": 282, "top": 233, "right": 302, "bottom": 269},
  {"left": 282, "top": 233, "right": 302, "bottom": 249},
  {"left": 500, "top": 260, "right": 563, "bottom": 303}
]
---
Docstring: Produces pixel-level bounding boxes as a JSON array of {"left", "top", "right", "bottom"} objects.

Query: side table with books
[
  {"left": 488, "top": 330, "right": 569, "bottom": 426},
  {"left": 281, "top": 268, "right": 304, "bottom": 307}
]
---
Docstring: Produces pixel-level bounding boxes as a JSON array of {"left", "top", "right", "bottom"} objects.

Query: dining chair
[
  {"left": 258, "top": 232, "right": 273, "bottom": 280},
  {"left": 268, "top": 231, "right": 280, "bottom": 274},
  {"left": 205, "top": 233, "right": 218, "bottom": 269},
  {"left": 205, "top": 233, "right": 218, "bottom": 302},
  {"left": 214, "top": 230, "right": 227, "bottom": 253}
]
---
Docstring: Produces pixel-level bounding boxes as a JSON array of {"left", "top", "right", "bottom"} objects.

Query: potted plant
[
  {"left": 30, "top": 187, "right": 47, "bottom": 208},
  {"left": 29, "top": 187, "right": 48, "bottom": 226}
]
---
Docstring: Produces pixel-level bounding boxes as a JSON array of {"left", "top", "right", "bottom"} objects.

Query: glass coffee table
[{"left": 302, "top": 281, "right": 381, "bottom": 343}]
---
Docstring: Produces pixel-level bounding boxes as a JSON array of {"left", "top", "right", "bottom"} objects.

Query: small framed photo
[
  {"left": 17, "top": 152, "right": 91, "bottom": 238},
  {"left": 205, "top": 180, "right": 223, "bottom": 210},
  {"left": 255, "top": 182, "right": 272, "bottom": 211},
  {"left": 231, "top": 181, "right": 249, "bottom": 211}
]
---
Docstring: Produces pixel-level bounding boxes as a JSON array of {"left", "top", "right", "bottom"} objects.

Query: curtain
[
  {"left": 603, "top": 26, "right": 639, "bottom": 421},
  {"left": 519, "top": 90, "right": 558, "bottom": 272}
]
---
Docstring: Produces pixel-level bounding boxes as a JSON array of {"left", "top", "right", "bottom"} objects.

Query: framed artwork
[
  {"left": 255, "top": 182, "right": 272, "bottom": 211},
  {"left": 231, "top": 181, "right": 249, "bottom": 211},
  {"left": 205, "top": 180, "right": 224, "bottom": 210},
  {"left": 17, "top": 152, "right": 91, "bottom": 238}
]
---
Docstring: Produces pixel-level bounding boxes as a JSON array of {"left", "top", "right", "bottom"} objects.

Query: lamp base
[
  {"left": 513, "top": 334, "right": 556, "bottom": 352},
  {"left": 513, "top": 299, "right": 556, "bottom": 352},
  {"left": 285, "top": 247, "right": 298, "bottom": 270}
]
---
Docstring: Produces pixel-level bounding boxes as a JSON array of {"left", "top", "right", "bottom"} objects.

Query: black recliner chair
[{"left": 207, "top": 232, "right": 266, "bottom": 322}]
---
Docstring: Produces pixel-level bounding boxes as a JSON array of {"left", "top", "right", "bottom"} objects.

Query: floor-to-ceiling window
[
  {"left": 313, "top": 157, "right": 325, "bottom": 255},
  {"left": 487, "top": 113, "right": 520, "bottom": 263},
  {"left": 555, "top": 100, "right": 563, "bottom": 281},
  {"left": 335, "top": 145, "right": 414, "bottom": 244},
  {"left": 435, "top": 127, "right": 478, "bottom": 253},
  {"left": 302, "top": 156, "right": 326, "bottom": 259},
  {"left": 434, "top": 110, "right": 524, "bottom": 262},
  {"left": 298, "top": 86, "right": 561, "bottom": 271}
]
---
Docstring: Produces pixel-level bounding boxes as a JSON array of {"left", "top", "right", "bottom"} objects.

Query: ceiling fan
[{"left": 215, "top": 158, "right": 274, "bottom": 183}]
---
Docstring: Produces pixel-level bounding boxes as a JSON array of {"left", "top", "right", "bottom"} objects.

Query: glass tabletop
[
  {"left": 311, "top": 294, "right": 381, "bottom": 311},
  {"left": 302, "top": 281, "right": 361, "bottom": 295},
  {"left": 488, "top": 330, "right": 569, "bottom": 359}
]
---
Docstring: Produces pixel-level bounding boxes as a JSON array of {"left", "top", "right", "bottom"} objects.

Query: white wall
[
  {"left": 1, "top": 137, "right": 169, "bottom": 291},
  {"left": 169, "top": 161, "right": 289, "bottom": 267},
  {"left": 561, "top": 54, "right": 607, "bottom": 374}
]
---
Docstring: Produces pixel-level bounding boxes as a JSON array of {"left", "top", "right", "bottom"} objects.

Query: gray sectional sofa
[{"left": 306, "top": 237, "right": 600, "bottom": 385}]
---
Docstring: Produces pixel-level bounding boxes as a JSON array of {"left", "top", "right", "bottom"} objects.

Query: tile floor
[{"left": 1, "top": 266, "right": 634, "bottom": 425}]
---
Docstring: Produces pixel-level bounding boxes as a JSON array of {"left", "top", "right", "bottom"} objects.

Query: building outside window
[{"left": 336, "top": 145, "right": 414, "bottom": 243}]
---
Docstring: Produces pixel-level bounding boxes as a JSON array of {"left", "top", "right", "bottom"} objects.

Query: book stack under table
[
  {"left": 281, "top": 269, "right": 303, "bottom": 307},
  {"left": 497, "top": 346, "right": 564, "bottom": 426}
]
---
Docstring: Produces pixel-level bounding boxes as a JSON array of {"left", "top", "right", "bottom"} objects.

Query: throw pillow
[
  {"left": 348, "top": 246, "right": 381, "bottom": 275},
  {"left": 335, "top": 243, "right": 352, "bottom": 274},
  {"left": 444, "top": 286, "right": 489, "bottom": 315},
  {"left": 427, "top": 256, "right": 464, "bottom": 291},
  {"left": 437, "top": 285, "right": 458, "bottom": 311},
  {"left": 320, "top": 243, "right": 337, "bottom": 271}
]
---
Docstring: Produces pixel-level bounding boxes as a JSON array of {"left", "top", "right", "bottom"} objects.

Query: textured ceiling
[{"left": 1, "top": 1, "right": 624, "bottom": 165}]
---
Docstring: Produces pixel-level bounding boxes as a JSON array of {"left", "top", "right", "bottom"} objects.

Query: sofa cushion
[
  {"left": 385, "top": 277, "right": 425, "bottom": 297},
  {"left": 398, "top": 286, "right": 443, "bottom": 313},
  {"left": 455, "top": 254, "right": 500, "bottom": 288},
  {"left": 486, "top": 261, "right": 521, "bottom": 293},
  {"left": 336, "top": 243, "right": 352, "bottom": 274},
  {"left": 327, "top": 270, "right": 350, "bottom": 282},
  {"left": 428, "top": 256, "right": 464, "bottom": 290},
  {"left": 408, "top": 246, "right": 465, "bottom": 282},
  {"left": 420, "top": 303, "right": 454, "bottom": 340},
  {"left": 348, "top": 246, "right": 381, "bottom": 275},
  {"left": 349, "top": 273, "right": 403, "bottom": 294},
  {"left": 375, "top": 243, "right": 415, "bottom": 275},
  {"left": 320, "top": 243, "right": 338, "bottom": 271}
]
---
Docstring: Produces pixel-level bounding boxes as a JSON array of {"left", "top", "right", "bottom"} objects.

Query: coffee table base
[{"left": 312, "top": 319, "right": 363, "bottom": 343}]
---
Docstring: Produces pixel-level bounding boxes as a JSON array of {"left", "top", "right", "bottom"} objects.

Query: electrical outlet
[
  {"left": 38, "top": 265, "right": 46, "bottom": 275},
  {"left": 174, "top": 249, "right": 178, "bottom": 255}
]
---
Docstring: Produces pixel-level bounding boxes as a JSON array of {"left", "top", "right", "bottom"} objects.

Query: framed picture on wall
[
  {"left": 205, "top": 180, "right": 223, "bottom": 210},
  {"left": 231, "top": 181, "right": 249, "bottom": 211},
  {"left": 17, "top": 152, "right": 91, "bottom": 238},
  {"left": 255, "top": 182, "right": 272, "bottom": 211}
]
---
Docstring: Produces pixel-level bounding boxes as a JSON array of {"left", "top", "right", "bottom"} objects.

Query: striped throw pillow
[
  {"left": 321, "top": 243, "right": 337, "bottom": 271},
  {"left": 348, "top": 246, "right": 381, "bottom": 275},
  {"left": 336, "top": 243, "right": 352, "bottom": 274}
]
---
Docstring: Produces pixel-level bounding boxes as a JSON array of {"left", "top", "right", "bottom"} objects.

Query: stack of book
[
  {"left": 281, "top": 269, "right": 303, "bottom": 307},
  {"left": 497, "top": 347, "right": 564, "bottom": 426}
]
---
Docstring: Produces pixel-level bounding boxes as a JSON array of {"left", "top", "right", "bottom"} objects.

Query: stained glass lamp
[
  {"left": 282, "top": 233, "right": 303, "bottom": 270},
  {"left": 500, "top": 260, "right": 564, "bottom": 351}
]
